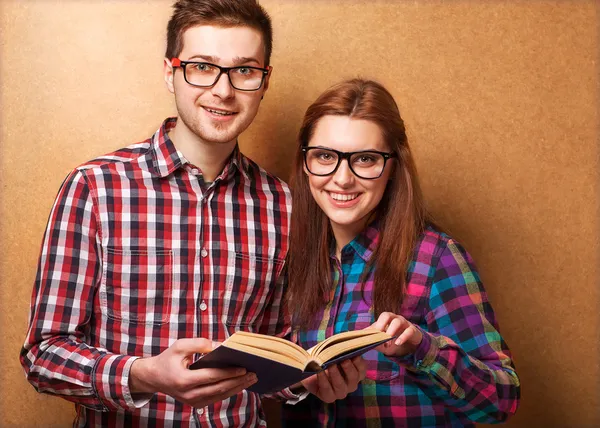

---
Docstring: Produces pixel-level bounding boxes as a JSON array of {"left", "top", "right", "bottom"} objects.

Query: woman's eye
[
  {"left": 357, "top": 155, "right": 375, "bottom": 163},
  {"left": 237, "top": 67, "right": 251, "bottom": 75}
]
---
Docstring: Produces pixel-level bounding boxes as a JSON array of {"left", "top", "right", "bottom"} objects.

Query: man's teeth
[
  {"left": 206, "top": 108, "right": 235, "bottom": 116},
  {"left": 330, "top": 193, "right": 358, "bottom": 201}
]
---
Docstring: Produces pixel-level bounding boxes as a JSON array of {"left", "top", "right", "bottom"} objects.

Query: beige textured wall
[{"left": 1, "top": 1, "right": 598, "bottom": 427}]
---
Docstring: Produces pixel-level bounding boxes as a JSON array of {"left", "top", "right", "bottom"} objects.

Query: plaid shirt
[
  {"left": 283, "top": 223, "right": 520, "bottom": 427},
  {"left": 21, "top": 118, "right": 294, "bottom": 427}
]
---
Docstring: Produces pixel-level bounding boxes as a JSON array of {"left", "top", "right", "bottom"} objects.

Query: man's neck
[{"left": 168, "top": 120, "right": 237, "bottom": 183}]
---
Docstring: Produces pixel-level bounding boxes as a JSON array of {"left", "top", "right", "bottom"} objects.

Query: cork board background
[{"left": 1, "top": 1, "right": 598, "bottom": 427}]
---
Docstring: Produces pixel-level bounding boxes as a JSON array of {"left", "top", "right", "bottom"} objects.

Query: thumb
[{"left": 173, "top": 337, "right": 214, "bottom": 355}]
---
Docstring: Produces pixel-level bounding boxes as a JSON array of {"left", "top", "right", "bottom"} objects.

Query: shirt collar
[
  {"left": 331, "top": 219, "right": 380, "bottom": 263},
  {"left": 150, "top": 117, "right": 250, "bottom": 181}
]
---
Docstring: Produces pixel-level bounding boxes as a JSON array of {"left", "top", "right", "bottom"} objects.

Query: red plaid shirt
[{"left": 21, "top": 118, "right": 294, "bottom": 427}]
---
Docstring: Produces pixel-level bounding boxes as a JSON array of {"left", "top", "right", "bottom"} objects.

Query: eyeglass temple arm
[{"left": 171, "top": 58, "right": 181, "bottom": 67}]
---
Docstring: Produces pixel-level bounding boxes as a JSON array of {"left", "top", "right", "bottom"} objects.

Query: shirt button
[
  {"left": 196, "top": 407, "right": 204, "bottom": 415},
  {"left": 191, "top": 169, "right": 199, "bottom": 175},
  {"left": 200, "top": 301, "right": 208, "bottom": 311},
  {"left": 200, "top": 248, "right": 208, "bottom": 258}
]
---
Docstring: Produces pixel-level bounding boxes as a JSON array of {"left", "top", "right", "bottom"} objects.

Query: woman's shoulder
[
  {"left": 414, "top": 223, "right": 451, "bottom": 256},
  {"left": 413, "top": 223, "right": 472, "bottom": 267}
]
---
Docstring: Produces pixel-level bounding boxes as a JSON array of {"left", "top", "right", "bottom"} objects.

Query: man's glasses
[
  {"left": 171, "top": 58, "right": 271, "bottom": 91},
  {"left": 302, "top": 147, "right": 396, "bottom": 180}
]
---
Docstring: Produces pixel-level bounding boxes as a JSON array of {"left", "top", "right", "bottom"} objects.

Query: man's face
[{"left": 165, "top": 25, "right": 270, "bottom": 146}]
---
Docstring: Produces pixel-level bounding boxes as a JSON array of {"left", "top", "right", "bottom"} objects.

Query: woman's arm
[{"left": 373, "top": 239, "right": 520, "bottom": 424}]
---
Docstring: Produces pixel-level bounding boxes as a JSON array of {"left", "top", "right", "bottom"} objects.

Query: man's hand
[
  {"left": 129, "top": 338, "right": 257, "bottom": 408},
  {"left": 300, "top": 356, "right": 366, "bottom": 403},
  {"left": 371, "top": 312, "right": 423, "bottom": 357}
]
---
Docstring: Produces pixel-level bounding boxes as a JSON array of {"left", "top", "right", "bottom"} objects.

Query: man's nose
[{"left": 210, "top": 72, "right": 234, "bottom": 99}]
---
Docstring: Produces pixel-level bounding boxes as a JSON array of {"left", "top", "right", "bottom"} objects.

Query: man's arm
[
  {"left": 20, "top": 169, "right": 128, "bottom": 411},
  {"left": 20, "top": 170, "right": 256, "bottom": 411}
]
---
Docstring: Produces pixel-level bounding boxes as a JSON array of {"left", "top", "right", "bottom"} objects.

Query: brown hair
[
  {"left": 288, "top": 79, "right": 429, "bottom": 329},
  {"left": 165, "top": 0, "right": 273, "bottom": 66}
]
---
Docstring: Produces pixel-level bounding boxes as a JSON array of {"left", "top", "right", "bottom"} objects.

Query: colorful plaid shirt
[
  {"left": 283, "top": 223, "right": 520, "bottom": 427},
  {"left": 21, "top": 118, "right": 295, "bottom": 427}
]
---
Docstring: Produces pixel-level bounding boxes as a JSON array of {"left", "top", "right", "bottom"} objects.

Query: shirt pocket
[
  {"left": 222, "top": 250, "right": 284, "bottom": 336},
  {"left": 353, "top": 314, "right": 400, "bottom": 382},
  {"left": 101, "top": 247, "right": 173, "bottom": 325}
]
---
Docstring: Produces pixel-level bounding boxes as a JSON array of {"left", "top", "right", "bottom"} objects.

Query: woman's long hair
[{"left": 288, "top": 79, "right": 428, "bottom": 329}]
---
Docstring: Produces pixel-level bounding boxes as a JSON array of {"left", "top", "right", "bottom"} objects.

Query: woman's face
[{"left": 305, "top": 115, "right": 393, "bottom": 240}]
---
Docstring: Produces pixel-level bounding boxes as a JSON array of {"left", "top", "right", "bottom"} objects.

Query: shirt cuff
[
  {"left": 276, "top": 386, "right": 310, "bottom": 405},
  {"left": 92, "top": 354, "right": 152, "bottom": 410},
  {"left": 395, "top": 327, "right": 439, "bottom": 372}
]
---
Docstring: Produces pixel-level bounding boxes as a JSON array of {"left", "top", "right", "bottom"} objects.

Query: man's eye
[
  {"left": 236, "top": 67, "right": 252, "bottom": 75},
  {"left": 194, "top": 63, "right": 212, "bottom": 72}
]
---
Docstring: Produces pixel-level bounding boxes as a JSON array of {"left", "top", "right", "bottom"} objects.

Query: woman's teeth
[{"left": 330, "top": 192, "right": 358, "bottom": 201}]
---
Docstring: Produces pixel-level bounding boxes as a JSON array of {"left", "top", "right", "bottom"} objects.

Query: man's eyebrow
[
  {"left": 231, "top": 56, "right": 261, "bottom": 66},
  {"left": 186, "top": 55, "right": 261, "bottom": 66},
  {"left": 187, "top": 54, "right": 219, "bottom": 62}
]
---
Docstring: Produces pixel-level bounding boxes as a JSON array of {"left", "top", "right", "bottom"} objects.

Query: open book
[{"left": 189, "top": 328, "right": 393, "bottom": 394}]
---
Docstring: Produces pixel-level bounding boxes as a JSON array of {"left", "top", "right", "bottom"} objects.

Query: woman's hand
[
  {"left": 371, "top": 312, "right": 423, "bottom": 357},
  {"left": 300, "top": 356, "right": 366, "bottom": 403}
]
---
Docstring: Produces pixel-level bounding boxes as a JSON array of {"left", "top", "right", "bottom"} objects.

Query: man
[{"left": 20, "top": 1, "right": 364, "bottom": 426}]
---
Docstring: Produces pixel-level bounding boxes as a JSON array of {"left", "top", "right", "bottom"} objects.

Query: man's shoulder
[
  {"left": 75, "top": 139, "right": 153, "bottom": 172},
  {"left": 240, "top": 153, "right": 290, "bottom": 195}
]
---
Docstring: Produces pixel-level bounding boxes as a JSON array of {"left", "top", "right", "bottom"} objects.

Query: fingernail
[{"left": 246, "top": 374, "right": 257, "bottom": 383}]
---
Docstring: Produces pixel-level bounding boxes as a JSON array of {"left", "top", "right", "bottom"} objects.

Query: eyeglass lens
[
  {"left": 184, "top": 63, "right": 264, "bottom": 90},
  {"left": 305, "top": 148, "right": 386, "bottom": 179}
]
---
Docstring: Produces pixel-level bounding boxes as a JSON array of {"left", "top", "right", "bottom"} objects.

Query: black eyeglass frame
[
  {"left": 170, "top": 58, "right": 271, "bottom": 92},
  {"left": 301, "top": 146, "right": 396, "bottom": 180}
]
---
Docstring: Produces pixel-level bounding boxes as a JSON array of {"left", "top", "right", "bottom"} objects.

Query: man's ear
[
  {"left": 262, "top": 65, "right": 273, "bottom": 93},
  {"left": 164, "top": 58, "right": 175, "bottom": 94}
]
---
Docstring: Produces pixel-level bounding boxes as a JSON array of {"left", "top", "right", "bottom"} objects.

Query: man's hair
[{"left": 166, "top": 0, "right": 273, "bottom": 66}]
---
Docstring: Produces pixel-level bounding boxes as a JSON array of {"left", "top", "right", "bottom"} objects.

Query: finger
[
  {"left": 316, "top": 370, "right": 335, "bottom": 403},
  {"left": 386, "top": 317, "right": 408, "bottom": 336},
  {"left": 186, "top": 373, "right": 257, "bottom": 408},
  {"left": 351, "top": 356, "right": 367, "bottom": 380},
  {"left": 173, "top": 338, "right": 215, "bottom": 355},
  {"left": 300, "top": 374, "right": 319, "bottom": 395},
  {"left": 339, "top": 360, "right": 359, "bottom": 390},
  {"left": 326, "top": 364, "right": 348, "bottom": 400},
  {"left": 186, "top": 366, "right": 248, "bottom": 387},
  {"left": 395, "top": 323, "right": 419, "bottom": 346},
  {"left": 371, "top": 312, "right": 394, "bottom": 331},
  {"left": 384, "top": 317, "right": 409, "bottom": 348}
]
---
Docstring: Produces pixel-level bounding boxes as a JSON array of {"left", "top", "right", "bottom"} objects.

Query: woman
[{"left": 283, "top": 79, "right": 520, "bottom": 427}]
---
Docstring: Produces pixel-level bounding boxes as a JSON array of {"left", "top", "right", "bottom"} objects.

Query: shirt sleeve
[
  {"left": 255, "top": 263, "right": 291, "bottom": 339},
  {"left": 19, "top": 169, "right": 148, "bottom": 411},
  {"left": 398, "top": 239, "right": 520, "bottom": 423}
]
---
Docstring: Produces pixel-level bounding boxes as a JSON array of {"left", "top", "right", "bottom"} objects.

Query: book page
[{"left": 226, "top": 331, "right": 309, "bottom": 364}]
